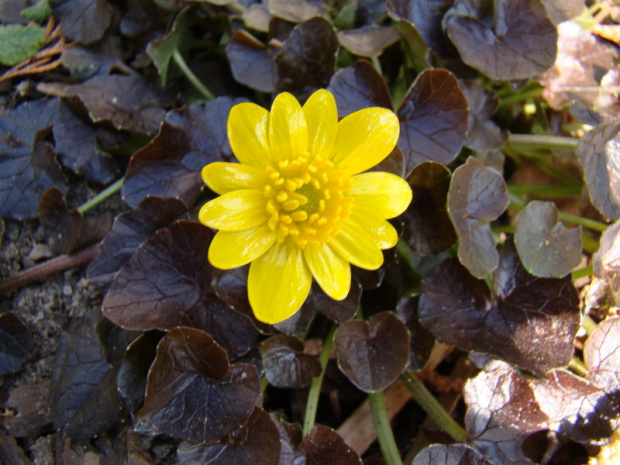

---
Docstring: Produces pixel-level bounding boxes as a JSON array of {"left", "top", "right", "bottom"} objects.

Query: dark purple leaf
[
  {"left": 2, "top": 381, "right": 51, "bottom": 438},
  {"left": 227, "top": 30, "right": 277, "bottom": 92},
  {"left": 117, "top": 331, "right": 162, "bottom": 415},
  {"left": 460, "top": 80, "right": 506, "bottom": 153},
  {"left": 398, "top": 20, "right": 432, "bottom": 75},
  {"left": 275, "top": 17, "right": 338, "bottom": 101},
  {"left": 137, "top": 327, "right": 260, "bottom": 443},
  {"left": 0, "top": 431, "right": 30, "bottom": 465},
  {"left": 294, "top": 425, "right": 362, "bottom": 465},
  {"left": 514, "top": 200, "right": 582, "bottom": 278},
  {"left": 537, "top": 22, "right": 618, "bottom": 109},
  {"left": 314, "top": 279, "right": 362, "bottom": 324},
  {"left": 584, "top": 317, "right": 620, "bottom": 393},
  {"left": 87, "top": 196, "right": 188, "bottom": 287},
  {"left": 53, "top": 101, "right": 117, "bottom": 183},
  {"left": 337, "top": 25, "right": 400, "bottom": 58},
  {"left": 38, "top": 187, "right": 83, "bottom": 255},
  {"left": 419, "top": 240, "right": 581, "bottom": 376},
  {"left": 101, "top": 220, "right": 215, "bottom": 331},
  {"left": 273, "top": 296, "right": 315, "bottom": 335},
  {"left": 448, "top": 156, "right": 509, "bottom": 278},
  {"left": 327, "top": 60, "right": 393, "bottom": 118},
  {"left": 122, "top": 97, "right": 242, "bottom": 209},
  {"left": 0, "top": 99, "right": 66, "bottom": 220},
  {"left": 443, "top": 0, "right": 558, "bottom": 80},
  {"left": 333, "top": 312, "right": 410, "bottom": 393},
  {"left": 396, "top": 296, "right": 435, "bottom": 371},
  {"left": 61, "top": 47, "right": 138, "bottom": 79},
  {"left": 50, "top": 319, "right": 126, "bottom": 439},
  {"left": 575, "top": 119, "right": 620, "bottom": 222},
  {"left": 260, "top": 335, "right": 321, "bottom": 389},
  {"left": 0, "top": 313, "right": 31, "bottom": 377},
  {"left": 404, "top": 161, "right": 457, "bottom": 256},
  {"left": 177, "top": 408, "right": 282, "bottom": 465},
  {"left": 51, "top": 0, "right": 113, "bottom": 44},
  {"left": 386, "top": 0, "right": 455, "bottom": 58},
  {"left": 271, "top": 413, "right": 302, "bottom": 465},
  {"left": 397, "top": 68, "right": 469, "bottom": 175},
  {"left": 411, "top": 444, "right": 497, "bottom": 465},
  {"left": 37, "top": 75, "right": 167, "bottom": 135}
]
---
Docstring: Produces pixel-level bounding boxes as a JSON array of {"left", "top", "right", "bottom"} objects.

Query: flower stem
[
  {"left": 572, "top": 265, "right": 592, "bottom": 281},
  {"left": 77, "top": 177, "right": 123, "bottom": 215},
  {"left": 569, "top": 356, "right": 589, "bottom": 377},
  {"left": 368, "top": 390, "right": 403, "bottom": 465},
  {"left": 508, "top": 184, "right": 582, "bottom": 197},
  {"left": 505, "top": 134, "right": 580, "bottom": 151},
  {"left": 582, "top": 314, "right": 598, "bottom": 336},
  {"left": 399, "top": 371, "right": 468, "bottom": 442},
  {"left": 499, "top": 83, "right": 542, "bottom": 107},
  {"left": 302, "top": 324, "right": 337, "bottom": 437},
  {"left": 172, "top": 48, "right": 215, "bottom": 100}
]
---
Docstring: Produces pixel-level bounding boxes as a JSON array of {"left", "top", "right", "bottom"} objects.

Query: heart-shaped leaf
[
  {"left": 260, "top": 335, "right": 321, "bottom": 388},
  {"left": 333, "top": 312, "right": 410, "bottom": 393},
  {"left": 51, "top": 0, "right": 113, "bottom": 44},
  {"left": 398, "top": 68, "right": 469, "bottom": 176},
  {"left": 444, "top": 0, "right": 558, "bottom": 80},
  {"left": 584, "top": 317, "right": 620, "bottom": 393},
  {"left": 576, "top": 119, "right": 620, "bottom": 222},
  {"left": 227, "top": 29, "right": 276, "bottom": 92},
  {"left": 137, "top": 327, "right": 260, "bottom": 443},
  {"left": 177, "top": 408, "right": 281, "bottom": 465},
  {"left": 327, "top": 60, "right": 393, "bottom": 118},
  {"left": 448, "top": 156, "right": 509, "bottom": 278},
  {"left": 419, "top": 239, "right": 580, "bottom": 376},
  {"left": 295, "top": 425, "right": 362, "bottom": 465},
  {"left": 515, "top": 200, "right": 582, "bottom": 278}
]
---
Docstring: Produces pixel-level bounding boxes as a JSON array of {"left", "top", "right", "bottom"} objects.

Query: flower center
[{"left": 263, "top": 153, "right": 353, "bottom": 248}]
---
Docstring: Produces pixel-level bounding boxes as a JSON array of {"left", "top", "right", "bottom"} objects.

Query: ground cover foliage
[{"left": 0, "top": 0, "right": 620, "bottom": 463}]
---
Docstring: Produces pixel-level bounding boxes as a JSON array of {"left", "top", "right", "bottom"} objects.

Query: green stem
[
  {"left": 571, "top": 265, "right": 592, "bottom": 281},
  {"left": 499, "top": 84, "right": 542, "bottom": 107},
  {"left": 368, "top": 390, "right": 403, "bottom": 465},
  {"left": 77, "top": 178, "right": 123, "bottom": 214},
  {"left": 505, "top": 134, "right": 580, "bottom": 152},
  {"left": 569, "top": 356, "right": 589, "bottom": 377},
  {"left": 172, "top": 49, "right": 215, "bottom": 100},
  {"left": 582, "top": 314, "right": 598, "bottom": 336},
  {"left": 508, "top": 192, "right": 608, "bottom": 233},
  {"left": 508, "top": 184, "right": 582, "bottom": 197},
  {"left": 302, "top": 324, "right": 337, "bottom": 437},
  {"left": 400, "top": 371, "right": 468, "bottom": 442}
]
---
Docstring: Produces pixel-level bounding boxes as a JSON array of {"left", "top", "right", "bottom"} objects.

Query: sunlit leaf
[
  {"left": 404, "top": 161, "right": 457, "bottom": 256},
  {"left": 337, "top": 25, "right": 400, "bottom": 58},
  {"left": 334, "top": 312, "right": 410, "bottom": 393},
  {"left": 137, "top": 327, "right": 260, "bottom": 443},
  {"left": 411, "top": 444, "right": 496, "bottom": 465},
  {"left": 419, "top": 240, "right": 580, "bottom": 376},
  {"left": 260, "top": 335, "right": 321, "bottom": 388},
  {"left": 584, "top": 317, "right": 620, "bottom": 394},
  {"left": 448, "top": 157, "right": 509, "bottom": 278},
  {"left": 398, "top": 69, "right": 469, "bottom": 176},
  {"left": 514, "top": 201, "right": 582, "bottom": 278},
  {"left": 575, "top": 119, "right": 620, "bottom": 222},
  {"left": 0, "top": 24, "right": 45, "bottom": 66},
  {"left": 592, "top": 220, "right": 620, "bottom": 306},
  {"left": 444, "top": 0, "right": 558, "bottom": 80}
]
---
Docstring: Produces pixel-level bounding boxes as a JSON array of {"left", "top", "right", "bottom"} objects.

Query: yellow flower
[{"left": 199, "top": 90, "right": 412, "bottom": 324}]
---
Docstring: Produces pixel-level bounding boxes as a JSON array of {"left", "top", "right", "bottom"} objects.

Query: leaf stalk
[
  {"left": 399, "top": 371, "right": 468, "bottom": 442},
  {"left": 368, "top": 390, "right": 404, "bottom": 465},
  {"left": 77, "top": 177, "right": 123, "bottom": 214},
  {"left": 172, "top": 48, "right": 215, "bottom": 100}
]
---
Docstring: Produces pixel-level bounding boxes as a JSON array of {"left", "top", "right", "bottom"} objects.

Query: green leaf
[
  {"left": 0, "top": 24, "right": 46, "bottom": 66},
  {"left": 21, "top": 0, "right": 52, "bottom": 21}
]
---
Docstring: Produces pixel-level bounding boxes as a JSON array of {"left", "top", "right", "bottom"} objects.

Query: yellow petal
[
  {"left": 328, "top": 218, "right": 384, "bottom": 270},
  {"left": 349, "top": 172, "right": 413, "bottom": 219},
  {"left": 303, "top": 243, "right": 351, "bottom": 300},
  {"left": 248, "top": 241, "right": 312, "bottom": 324},
  {"left": 199, "top": 190, "right": 268, "bottom": 231},
  {"left": 202, "top": 162, "right": 267, "bottom": 195},
  {"left": 228, "top": 102, "right": 273, "bottom": 169},
  {"left": 269, "top": 92, "right": 308, "bottom": 163},
  {"left": 303, "top": 89, "right": 337, "bottom": 160},
  {"left": 208, "top": 225, "right": 276, "bottom": 269},
  {"left": 331, "top": 108, "right": 399, "bottom": 176},
  {"left": 348, "top": 204, "right": 398, "bottom": 249}
]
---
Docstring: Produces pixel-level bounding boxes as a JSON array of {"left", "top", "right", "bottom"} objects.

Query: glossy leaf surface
[{"left": 260, "top": 334, "right": 321, "bottom": 388}]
